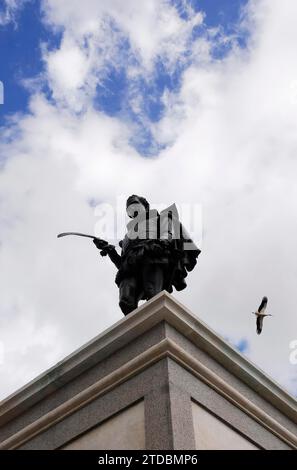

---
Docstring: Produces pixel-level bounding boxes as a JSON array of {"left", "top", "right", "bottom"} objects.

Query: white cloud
[
  {"left": 1, "top": 0, "right": 297, "bottom": 399},
  {"left": 40, "top": 0, "right": 206, "bottom": 111},
  {"left": 42, "top": 0, "right": 203, "bottom": 67}
]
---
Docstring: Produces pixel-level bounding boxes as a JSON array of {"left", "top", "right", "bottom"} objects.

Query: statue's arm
[
  {"left": 93, "top": 239, "right": 121, "bottom": 269},
  {"left": 105, "top": 246, "right": 122, "bottom": 269}
]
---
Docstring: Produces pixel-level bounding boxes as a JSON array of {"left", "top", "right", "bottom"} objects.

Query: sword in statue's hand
[{"left": 57, "top": 232, "right": 114, "bottom": 257}]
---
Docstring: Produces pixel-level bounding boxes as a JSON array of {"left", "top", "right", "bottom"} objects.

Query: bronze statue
[{"left": 58, "top": 195, "right": 200, "bottom": 315}]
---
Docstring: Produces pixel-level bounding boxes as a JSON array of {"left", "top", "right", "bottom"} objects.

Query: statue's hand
[
  {"left": 93, "top": 238, "right": 107, "bottom": 250},
  {"left": 93, "top": 238, "right": 115, "bottom": 257},
  {"left": 92, "top": 238, "right": 121, "bottom": 268},
  {"left": 100, "top": 245, "right": 116, "bottom": 257}
]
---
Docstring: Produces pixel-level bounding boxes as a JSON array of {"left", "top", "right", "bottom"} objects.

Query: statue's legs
[
  {"left": 119, "top": 265, "right": 165, "bottom": 314},
  {"left": 142, "top": 264, "right": 164, "bottom": 300},
  {"left": 119, "top": 276, "right": 139, "bottom": 315}
]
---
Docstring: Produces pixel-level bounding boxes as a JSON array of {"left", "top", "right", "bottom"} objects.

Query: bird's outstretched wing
[
  {"left": 256, "top": 315, "right": 263, "bottom": 335},
  {"left": 258, "top": 296, "right": 268, "bottom": 314}
]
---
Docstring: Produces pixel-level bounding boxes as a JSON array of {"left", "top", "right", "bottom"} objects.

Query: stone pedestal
[{"left": 0, "top": 292, "right": 296, "bottom": 450}]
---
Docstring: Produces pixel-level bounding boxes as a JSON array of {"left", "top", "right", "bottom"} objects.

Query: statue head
[{"left": 126, "top": 195, "right": 150, "bottom": 218}]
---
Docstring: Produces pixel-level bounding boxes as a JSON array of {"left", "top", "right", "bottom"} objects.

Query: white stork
[{"left": 252, "top": 296, "right": 272, "bottom": 335}]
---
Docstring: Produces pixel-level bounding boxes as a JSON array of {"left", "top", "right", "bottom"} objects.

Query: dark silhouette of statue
[{"left": 93, "top": 195, "right": 201, "bottom": 315}]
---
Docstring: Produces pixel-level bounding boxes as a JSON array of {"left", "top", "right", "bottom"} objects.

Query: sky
[{"left": 0, "top": 0, "right": 297, "bottom": 400}]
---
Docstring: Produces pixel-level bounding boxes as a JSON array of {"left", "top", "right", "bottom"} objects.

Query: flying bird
[{"left": 252, "top": 296, "right": 272, "bottom": 335}]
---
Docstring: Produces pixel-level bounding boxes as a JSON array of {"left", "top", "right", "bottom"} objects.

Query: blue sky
[
  {"left": 0, "top": 0, "right": 60, "bottom": 123},
  {"left": 0, "top": 0, "right": 248, "bottom": 154}
]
